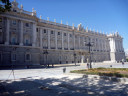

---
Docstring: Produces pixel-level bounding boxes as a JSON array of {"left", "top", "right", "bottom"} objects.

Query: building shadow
[{"left": 0, "top": 74, "right": 128, "bottom": 96}]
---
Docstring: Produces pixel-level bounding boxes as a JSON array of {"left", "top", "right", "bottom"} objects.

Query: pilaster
[
  {"left": 32, "top": 23, "right": 36, "bottom": 47},
  {"left": 55, "top": 31, "right": 57, "bottom": 49},
  {"left": 40, "top": 28, "right": 42, "bottom": 48},
  {"left": 48, "top": 29, "right": 50, "bottom": 49},
  {"left": 5, "top": 18, "right": 10, "bottom": 45},
  {"left": 62, "top": 32, "right": 64, "bottom": 50},
  {"left": 78, "top": 36, "right": 80, "bottom": 49},
  {"left": 68, "top": 33, "right": 69, "bottom": 50},
  {"left": 73, "top": 33, "right": 75, "bottom": 50},
  {"left": 19, "top": 20, "right": 23, "bottom": 46}
]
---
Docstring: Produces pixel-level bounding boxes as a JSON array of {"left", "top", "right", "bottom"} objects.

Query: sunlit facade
[{"left": 0, "top": 0, "right": 125, "bottom": 67}]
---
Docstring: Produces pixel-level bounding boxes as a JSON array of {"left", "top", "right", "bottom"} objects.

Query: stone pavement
[{"left": 0, "top": 62, "right": 128, "bottom": 96}]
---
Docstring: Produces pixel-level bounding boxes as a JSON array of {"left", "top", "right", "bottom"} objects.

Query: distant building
[{"left": 0, "top": 0, "right": 126, "bottom": 67}]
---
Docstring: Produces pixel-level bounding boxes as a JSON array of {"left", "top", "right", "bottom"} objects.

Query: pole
[
  {"left": 75, "top": 56, "right": 76, "bottom": 66},
  {"left": 89, "top": 43, "right": 92, "bottom": 69},
  {"left": 46, "top": 54, "right": 47, "bottom": 68}
]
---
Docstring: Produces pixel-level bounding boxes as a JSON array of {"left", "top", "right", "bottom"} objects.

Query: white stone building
[{"left": 0, "top": 0, "right": 125, "bottom": 67}]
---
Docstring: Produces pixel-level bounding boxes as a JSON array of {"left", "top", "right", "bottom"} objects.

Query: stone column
[
  {"left": 104, "top": 40, "right": 106, "bottom": 51},
  {"left": 101, "top": 40, "right": 103, "bottom": 51},
  {"left": 98, "top": 39, "right": 100, "bottom": 51},
  {"left": 32, "top": 23, "right": 36, "bottom": 47},
  {"left": 19, "top": 20, "right": 23, "bottom": 46},
  {"left": 120, "top": 41, "right": 122, "bottom": 52},
  {"left": 5, "top": 18, "right": 10, "bottom": 45},
  {"left": 55, "top": 31, "right": 57, "bottom": 49},
  {"left": 102, "top": 40, "right": 104, "bottom": 51},
  {"left": 95, "top": 38, "right": 97, "bottom": 51},
  {"left": 121, "top": 40, "right": 123, "bottom": 52},
  {"left": 82, "top": 37, "right": 84, "bottom": 50},
  {"left": 62, "top": 32, "right": 64, "bottom": 50},
  {"left": 118, "top": 41, "right": 120, "bottom": 51},
  {"left": 113, "top": 39, "right": 116, "bottom": 52},
  {"left": 78, "top": 36, "right": 80, "bottom": 49},
  {"left": 40, "top": 28, "right": 42, "bottom": 48},
  {"left": 73, "top": 33, "right": 75, "bottom": 50},
  {"left": 68, "top": 33, "right": 69, "bottom": 50},
  {"left": 48, "top": 29, "right": 50, "bottom": 49}
]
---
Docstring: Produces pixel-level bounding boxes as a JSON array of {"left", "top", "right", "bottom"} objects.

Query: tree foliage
[{"left": 0, "top": 0, "right": 11, "bottom": 12}]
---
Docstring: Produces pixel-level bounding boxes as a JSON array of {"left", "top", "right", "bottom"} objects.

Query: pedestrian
[
  {"left": 122, "top": 61, "right": 124, "bottom": 66},
  {"left": 52, "top": 63, "right": 54, "bottom": 68},
  {"left": 63, "top": 67, "right": 66, "bottom": 73},
  {"left": 122, "top": 59, "right": 125, "bottom": 66},
  {"left": 87, "top": 58, "right": 89, "bottom": 69},
  {"left": 87, "top": 63, "right": 89, "bottom": 69}
]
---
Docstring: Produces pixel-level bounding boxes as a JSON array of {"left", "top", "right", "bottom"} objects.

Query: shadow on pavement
[{"left": 0, "top": 75, "right": 128, "bottom": 96}]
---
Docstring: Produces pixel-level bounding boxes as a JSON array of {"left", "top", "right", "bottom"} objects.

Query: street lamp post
[
  {"left": 74, "top": 53, "right": 77, "bottom": 66},
  {"left": 43, "top": 49, "right": 49, "bottom": 68},
  {"left": 85, "top": 37, "right": 94, "bottom": 69}
]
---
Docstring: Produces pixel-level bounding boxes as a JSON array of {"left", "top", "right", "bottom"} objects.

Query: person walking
[
  {"left": 122, "top": 59, "right": 125, "bottom": 66},
  {"left": 87, "top": 58, "right": 89, "bottom": 69}
]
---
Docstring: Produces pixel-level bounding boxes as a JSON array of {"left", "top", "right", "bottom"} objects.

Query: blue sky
[{"left": 14, "top": 0, "right": 128, "bottom": 50}]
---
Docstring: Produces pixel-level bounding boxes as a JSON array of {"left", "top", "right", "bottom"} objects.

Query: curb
[{"left": 82, "top": 75, "right": 128, "bottom": 83}]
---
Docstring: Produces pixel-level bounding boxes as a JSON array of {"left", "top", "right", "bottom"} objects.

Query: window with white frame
[{"left": 25, "top": 53, "right": 31, "bottom": 61}]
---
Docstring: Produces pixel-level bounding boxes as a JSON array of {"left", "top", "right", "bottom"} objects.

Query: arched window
[{"left": 25, "top": 54, "right": 31, "bottom": 61}]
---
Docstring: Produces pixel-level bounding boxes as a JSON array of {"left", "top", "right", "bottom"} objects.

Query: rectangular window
[
  {"left": 12, "top": 54, "right": 16, "bottom": 61},
  {"left": 12, "top": 38, "right": 16, "bottom": 44},
  {"left": 64, "top": 33, "right": 66, "bottom": 36},
  {"left": 70, "top": 34, "right": 72, "bottom": 37},
  {"left": 13, "top": 9, "right": 17, "bottom": 12},
  {"left": 51, "top": 30, "right": 53, "bottom": 34},
  {"left": 26, "top": 23, "right": 29, "bottom": 27},
  {"left": 26, "top": 40, "right": 29, "bottom": 45},
  {"left": 0, "top": 18, "right": 2, "bottom": 22},
  {"left": 12, "top": 20, "right": 16, "bottom": 25},
  {"left": 36, "top": 28, "right": 38, "bottom": 32},
  {"left": 44, "top": 29, "right": 46, "bottom": 33},
  {"left": 58, "top": 32, "right": 60, "bottom": 35}
]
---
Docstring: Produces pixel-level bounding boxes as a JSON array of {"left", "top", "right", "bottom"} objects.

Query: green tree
[{"left": 0, "top": 0, "right": 11, "bottom": 12}]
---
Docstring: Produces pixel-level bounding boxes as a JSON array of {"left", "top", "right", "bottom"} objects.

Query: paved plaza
[{"left": 0, "top": 62, "right": 128, "bottom": 96}]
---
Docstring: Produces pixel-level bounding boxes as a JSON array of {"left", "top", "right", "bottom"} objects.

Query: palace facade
[{"left": 0, "top": 0, "right": 125, "bottom": 67}]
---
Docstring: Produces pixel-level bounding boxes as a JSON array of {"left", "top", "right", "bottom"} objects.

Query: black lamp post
[
  {"left": 85, "top": 37, "right": 94, "bottom": 69},
  {"left": 43, "top": 48, "right": 49, "bottom": 68},
  {"left": 74, "top": 53, "right": 77, "bottom": 66}
]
